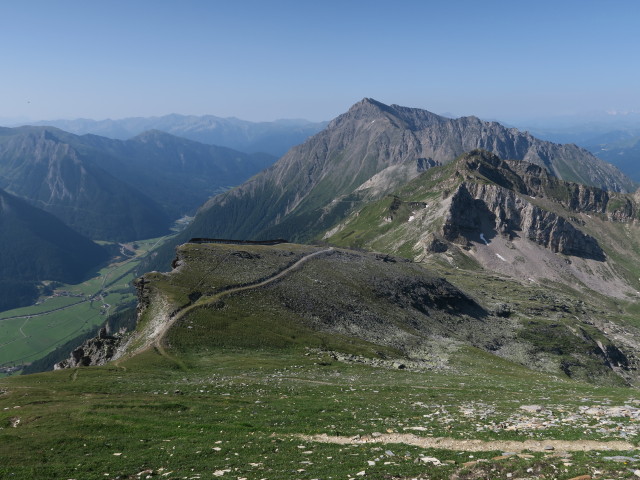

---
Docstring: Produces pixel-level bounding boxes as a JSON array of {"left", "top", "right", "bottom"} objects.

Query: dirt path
[
  {"left": 296, "top": 433, "right": 636, "bottom": 452},
  {"left": 131, "top": 247, "right": 334, "bottom": 361}
]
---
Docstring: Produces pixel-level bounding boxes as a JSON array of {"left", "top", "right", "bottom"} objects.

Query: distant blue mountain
[
  {"left": 28, "top": 114, "right": 328, "bottom": 157},
  {"left": 0, "top": 126, "right": 277, "bottom": 241}
]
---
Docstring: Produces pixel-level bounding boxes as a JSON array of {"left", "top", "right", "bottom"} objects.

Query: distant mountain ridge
[
  {"left": 157, "top": 98, "right": 635, "bottom": 266},
  {"left": 587, "top": 134, "right": 640, "bottom": 182},
  {"left": 27, "top": 114, "right": 328, "bottom": 157},
  {"left": 0, "top": 126, "right": 275, "bottom": 241}
]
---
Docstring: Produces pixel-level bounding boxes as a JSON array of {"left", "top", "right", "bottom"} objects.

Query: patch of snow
[
  {"left": 496, "top": 254, "right": 507, "bottom": 262},
  {"left": 408, "top": 215, "right": 415, "bottom": 222},
  {"left": 479, "top": 233, "right": 489, "bottom": 245}
]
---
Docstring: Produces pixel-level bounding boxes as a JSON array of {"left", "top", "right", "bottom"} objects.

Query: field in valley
[{"left": 0, "top": 235, "right": 170, "bottom": 372}]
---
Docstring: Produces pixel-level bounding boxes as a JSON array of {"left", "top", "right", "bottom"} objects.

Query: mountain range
[
  {"left": 78, "top": 141, "right": 640, "bottom": 388},
  {"left": 0, "top": 126, "right": 275, "bottom": 241},
  {"left": 28, "top": 114, "right": 327, "bottom": 157},
  {"left": 152, "top": 98, "right": 635, "bottom": 270},
  {"left": 6, "top": 99, "right": 640, "bottom": 479}
]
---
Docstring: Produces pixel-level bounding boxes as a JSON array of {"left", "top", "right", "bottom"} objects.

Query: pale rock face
[
  {"left": 444, "top": 181, "right": 606, "bottom": 261},
  {"left": 54, "top": 328, "right": 121, "bottom": 369}
]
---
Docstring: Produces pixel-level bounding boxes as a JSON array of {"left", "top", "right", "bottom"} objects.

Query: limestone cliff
[{"left": 443, "top": 182, "right": 606, "bottom": 261}]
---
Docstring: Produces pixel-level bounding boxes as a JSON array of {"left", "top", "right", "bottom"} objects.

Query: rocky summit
[
  {"left": 160, "top": 98, "right": 634, "bottom": 271},
  {"left": 328, "top": 149, "right": 640, "bottom": 298}
]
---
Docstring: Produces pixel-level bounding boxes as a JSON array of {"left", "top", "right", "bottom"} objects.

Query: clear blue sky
[{"left": 1, "top": 0, "right": 639, "bottom": 123}]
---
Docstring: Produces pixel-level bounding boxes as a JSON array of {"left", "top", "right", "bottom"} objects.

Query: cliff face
[
  {"left": 327, "top": 149, "right": 640, "bottom": 300},
  {"left": 443, "top": 182, "right": 606, "bottom": 261},
  {"left": 54, "top": 328, "right": 122, "bottom": 369}
]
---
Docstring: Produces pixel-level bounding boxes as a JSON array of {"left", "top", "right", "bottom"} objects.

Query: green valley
[{"left": 0, "top": 235, "right": 170, "bottom": 375}]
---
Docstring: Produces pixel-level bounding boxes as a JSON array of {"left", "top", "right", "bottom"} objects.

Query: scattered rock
[{"left": 519, "top": 405, "right": 543, "bottom": 413}]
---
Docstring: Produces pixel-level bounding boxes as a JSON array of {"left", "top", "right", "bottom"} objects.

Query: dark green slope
[{"left": 0, "top": 188, "right": 108, "bottom": 310}]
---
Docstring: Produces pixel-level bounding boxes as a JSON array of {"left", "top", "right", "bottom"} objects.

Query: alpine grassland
[
  {"left": 3, "top": 242, "right": 640, "bottom": 479},
  {"left": 2, "top": 343, "right": 640, "bottom": 479}
]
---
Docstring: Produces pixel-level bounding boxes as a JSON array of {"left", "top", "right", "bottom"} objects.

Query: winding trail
[
  {"left": 295, "top": 433, "right": 636, "bottom": 453},
  {"left": 127, "top": 247, "right": 334, "bottom": 362}
]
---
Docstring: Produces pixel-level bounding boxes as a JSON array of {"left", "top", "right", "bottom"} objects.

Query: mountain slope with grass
[
  {"left": 4, "top": 217, "right": 640, "bottom": 479},
  {"left": 0, "top": 188, "right": 108, "bottom": 310},
  {"left": 327, "top": 149, "right": 640, "bottom": 298},
  {"left": 70, "top": 241, "right": 638, "bottom": 386}
]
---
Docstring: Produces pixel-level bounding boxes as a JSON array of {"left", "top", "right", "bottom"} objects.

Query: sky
[{"left": 1, "top": 0, "right": 639, "bottom": 124}]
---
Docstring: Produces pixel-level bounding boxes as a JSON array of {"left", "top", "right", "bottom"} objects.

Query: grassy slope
[
  {"left": 2, "top": 346, "right": 639, "bottom": 479},
  {"left": 2, "top": 243, "right": 640, "bottom": 479}
]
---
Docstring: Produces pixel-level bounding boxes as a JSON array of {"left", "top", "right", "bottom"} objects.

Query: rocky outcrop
[
  {"left": 444, "top": 182, "right": 606, "bottom": 260},
  {"left": 606, "top": 196, "right": 637, "bottom": 222},
  {"left": 54, "top": 277, "right": 156, "bottom": 369},
  {"left": 564, "top": 183, "right": 609, "bottom": 214},
  {"left": 458, "top": 150, "right": 635, "bottom": 218},
  {"left": 54, "top": 327, "right": 122, "bottom": 369}
]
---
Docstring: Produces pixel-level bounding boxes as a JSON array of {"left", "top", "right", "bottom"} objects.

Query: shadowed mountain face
[
  {"left": 0, "top": 188, "right": 108, "bottom": 310},
  {"left": 77, "top": 129, "right": 276, "bottom": 220},
  {"left": 0, "top": 127, "right": 170, "bottom": 241},
  {"left": 0, "top": 126, "right": 276, "bottom": 241},
  {"left": 156, "top": 98, "right": 634, "bottom": 269}
]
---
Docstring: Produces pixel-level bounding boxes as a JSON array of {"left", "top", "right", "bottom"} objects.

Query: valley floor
[{"left": 0, "top": 235, "right": 170, "bottom": 372}]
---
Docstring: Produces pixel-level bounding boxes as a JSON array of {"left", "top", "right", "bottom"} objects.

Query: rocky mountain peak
[{"left": 166, "top": 100, "right": 636, "bottom": 269}]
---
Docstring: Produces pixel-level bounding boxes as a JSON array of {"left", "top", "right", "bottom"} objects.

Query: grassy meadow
[{"left": 1, "top": 344, "right": 640, "bottom": 479}]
